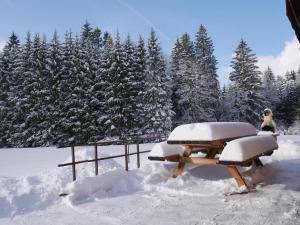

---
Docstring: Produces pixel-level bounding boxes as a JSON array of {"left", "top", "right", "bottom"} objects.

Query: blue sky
[{"left": 0, "top": 0, "right": 298, "bottom": 85}]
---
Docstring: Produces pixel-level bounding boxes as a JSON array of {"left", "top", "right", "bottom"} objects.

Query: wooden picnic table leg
[
  {"left": 172, "top": 146, "right": 192, "bottom": 178},
  {"left": 254, "top": 158, "right": 264, "bottom": 167},
  {"left": 227, "top": 165, "right": 248, "bottom": 188},
  {"left": 205, "top": 148, "right": 218, "bottom": 159}
]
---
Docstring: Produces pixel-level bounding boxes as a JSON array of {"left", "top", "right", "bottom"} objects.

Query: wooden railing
[{"left": 57, "top": 135, "right": 166, "bottom": 181}]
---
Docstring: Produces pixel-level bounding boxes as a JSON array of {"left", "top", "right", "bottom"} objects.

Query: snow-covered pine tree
[
  {"left": 21, "top": 34, "right": 51, "bottom": 146},
  {"left": 87, "top": 27, "right": 106, "bottom": 142},
  {"left": 8, "top": 33, "right": 34, "bottom": 146},
  {"left": 80, "top": 23, "right": 104, "bottom": 142},
  {"left": 194, "top": 25, "right": 220, "bottom": 121},
  {"left": 142, "top": 29, "right": 173, "bottom": 135},
  {"left": 174, "top": 33, "right": 196, "bottom": 124},
  {"left": 216, "top": 85, "right": 233, "bottom": 122},
  {"left": 261, "top": 67, "right": 279, "bottom": 111},
  {"left": 132, "top": 35, "right": 147, "bottom": 135},
  {"left": 104, "top": 32, "right": 129, "bottom": 137},
  {"left": 97, "top": 32, "right": 114, "bottom": 139},
  {"left": 54, "top": 32, "right": 77, "bottom": 145},
  {"left": 10, "top": 34, "right": 49, "bottom": 147},
  {"left": 170, "top": 38, "right": 182, "bottom": 127},
  {"left": 47, "top": 31, "right": 63, "bottom": 144},
  {"left": 276, "top": 70, "right": 300, "bottom": 128},
  {"left": 63, "top": 34, "right": 92, "bottom": 145},
  {"left": 36, "top": 36, "right": 54, "bottom": 146},
  {"left": 0, "top": 33, "right": 20, "bottom": 147},
  {"left": 229, "top": 39, "right": 263, "bottom": 125},
  {"left": 91, "top": 27, "right": 103, "bottom": 49},
  {"left": 123, "top": 34, "right": 138, "bottom": 135}
]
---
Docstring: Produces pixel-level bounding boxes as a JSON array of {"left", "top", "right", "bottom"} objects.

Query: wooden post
[
  {"left": 94, "top": 144, "right": 99, "bottom": 176},
  {"left": 127, "top": 143, "right": 130, "bottom": 163},
  {"left": 124, "top": 141, "right": 129, "bottom": 171},
  {"left": 137, "top": 142, "right": 140, "bottom": 168},
  {"left": 71, "top": 146, "right": 76, "bottom": 181}
]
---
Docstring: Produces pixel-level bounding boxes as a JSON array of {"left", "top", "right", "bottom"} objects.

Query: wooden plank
[
  {"left": 165, "top": 154, "right": 180, "bottom": 162},
  {"left": 182, "top": 157, "right": 218, "bottom": 165},
  {"left": 148, "top": 156, "right": 166, "bottom": 161},
  {"left": 227, "top": 166, "right": 247, "bottom": 187}
]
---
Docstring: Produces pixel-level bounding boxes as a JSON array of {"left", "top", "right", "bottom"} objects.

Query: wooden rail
[{"left": 57, "top": 135, "right": 166, "bottom": 181}]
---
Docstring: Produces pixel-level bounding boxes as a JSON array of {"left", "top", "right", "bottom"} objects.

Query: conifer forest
[{"left": 0, "top": 22, "right": 300, "bottom": 147}]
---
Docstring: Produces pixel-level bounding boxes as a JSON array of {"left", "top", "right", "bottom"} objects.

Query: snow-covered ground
[{"left": 0, "top": 136, "right": 300, "bottom": 225}]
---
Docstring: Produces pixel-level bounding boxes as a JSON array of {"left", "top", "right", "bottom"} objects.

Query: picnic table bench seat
[{"left": 148, "top": 122, "right": 278, "bottom": 188}]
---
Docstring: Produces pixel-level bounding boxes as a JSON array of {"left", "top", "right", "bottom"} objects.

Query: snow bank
[
  {"left": 0, "top": 135, "right": 299, "bottom": 223},
  {"left": 0, "top": 148, "right": 124, "bottom": 218},
  {"left": 273, "top": 135, "right": 300, "bottom": 160},
  {"left": 65, "top": 169, "right": 128, "bottom": 204},
  {"left": 168, "top": 122, "right": 257, "bottom": 141}
]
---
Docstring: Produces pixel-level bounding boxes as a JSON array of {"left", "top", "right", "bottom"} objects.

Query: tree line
[{"left": 0, "top": 22, "right": 299, "bottom": 147}]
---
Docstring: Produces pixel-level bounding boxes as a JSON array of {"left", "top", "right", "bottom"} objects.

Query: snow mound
[
  {"left": 65, "top": 169, "right": 128, "bottom": 204},
  {"left": 0, "top": 169, "right": 67, "bottom": 218},
  {"left": 0, "top": 148, "right": 124, "bottom": 218},
  {"left": 168, "top": 122, "right": 257, "bottom": 141}
]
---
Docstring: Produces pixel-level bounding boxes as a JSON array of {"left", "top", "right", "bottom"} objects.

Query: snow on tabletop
[
  {"left": 148, "top": 141, "right": 185, "bottom": 157},
  {"left": 257, "top": 131, "right": 279, "bottom": 136},
  {"left": 219, "top": 135, "right": 278, "bottom": 162},
  {"left": 168, "top": 122, "right": 257, "bottom": 141}
]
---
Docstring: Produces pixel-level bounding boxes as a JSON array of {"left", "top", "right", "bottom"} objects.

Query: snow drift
[{"left": 0, "top": 136, "right": 299, "bottom": 225}]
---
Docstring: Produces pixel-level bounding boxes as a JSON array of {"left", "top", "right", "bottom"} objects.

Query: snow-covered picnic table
[{"left": 149, "top": 122, "right": 278, "bottom": 188}]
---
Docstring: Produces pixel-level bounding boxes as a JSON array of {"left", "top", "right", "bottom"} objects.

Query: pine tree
[
  {"left": 48, "top": 31, "right": 63, "bottom": 144},
  {"left": 98, "top": 32, "right": 114, "bottom": 139},
  {"left": 276, "top": 70, "right": 300, "bottom": 128},
  {"left": 104, "top": 32, "right": 129, "bottom": 137},
  {"left": 55, "top": 32, "right": 77, "bottom": 145},
  {"left": 229, "top": 39, "right": 263, "bottom": 125},
  {"left": 170, "top": 38, "right": 182, "bottom": 126},
  {"left": 80, "top": 23, "right": 104, "bottom": 142},
  {"left": 0, "top": 33, "right": 20, "bottom": 147},
  {"left": 261, "top": 67, "right": 279, "bottom": 110},
  {"left": 174, "top": 33, "right": 196, "bottom": 124},
  {"left": 19, "top": 34, "right": 51, "bottom": 146},
  {"left": 142, "top": 29, "right": 173, "bottom": 135},
  {"left": 132, "top": 36, "right": 147, "bottom": 135},
  {"left": 123, "top": 34, "right": 137, "bottom": 134},
  {"left": 194, "top": 25, "right": 220, "bottom": 121},
  {"left": 216, "top": 85, "right": 233, "bottom": 122},
  {"left": 9, "top": 33, "right": 34, "bottom": 146}
]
